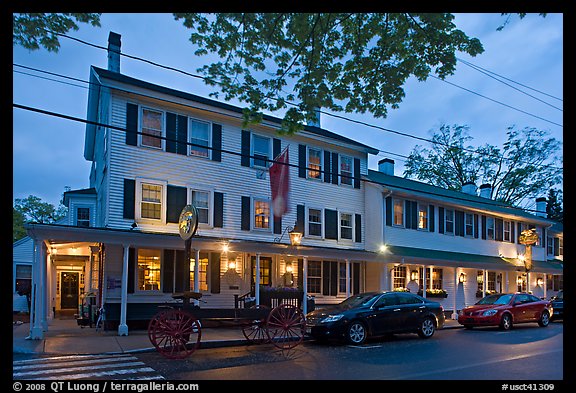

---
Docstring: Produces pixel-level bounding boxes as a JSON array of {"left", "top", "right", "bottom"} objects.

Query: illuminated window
[
  {"left": 140, "top": 108, "right": 163, "bottom": 149},
  {"left": 393, "top": 199, "right": 404, "bottom": 226},
  {"left": 141, "top": 183, "right": 162, "bottom": 220},
  {"left": 137, "top": 249, "right": 161, "bottom": 291},
  {"left": 393, "top": 266, "right": 406, "bottom": 289},
  {"left": 254, "top": 199, "right": 270, "bottom": 229},
  {"left": 418, "top": 204, "right": 428, "bottom": 230},
  {"left": 190, "top": 252, "right": 209, "bottom": 292},
  {"left": 419, "top": 268, "right": 443, "bottom": 290},
  {"left": 307, "top": 147, "right": 322, "bottom": 180}
]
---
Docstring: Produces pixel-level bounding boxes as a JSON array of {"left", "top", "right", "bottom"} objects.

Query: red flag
[{"left": 269, "top": 146, "right": 290, "bottom": 218}]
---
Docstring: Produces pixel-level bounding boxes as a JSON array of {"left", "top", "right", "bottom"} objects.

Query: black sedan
[
  {"left": 550, "top": 290, "right": 563, "bottom": 321},
  {"left": 305, "top": 291, "right": 445, "bottom": 345}
]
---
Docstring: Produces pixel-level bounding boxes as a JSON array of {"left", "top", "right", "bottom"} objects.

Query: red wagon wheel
[
  {"left": 241, "top": 304, "right": 271, "bottom": 345},
  {"left": 265, "top": 304, "right": 306, "bottom": 350},
  {"left": 148, "top": 308, "right": 201, "bottom": 359}
]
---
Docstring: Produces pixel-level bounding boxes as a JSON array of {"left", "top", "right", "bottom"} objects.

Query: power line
[
  {"left": 12, "top": 102, "right": 555, "bottom": 215},
  {"left": 13, "top": 63, "right": 563, "bottom": 171}
]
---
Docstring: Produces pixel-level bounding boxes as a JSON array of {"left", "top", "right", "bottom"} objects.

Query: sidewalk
[{"left": 13, "top": 317, "right": 463, "bottom": 356}]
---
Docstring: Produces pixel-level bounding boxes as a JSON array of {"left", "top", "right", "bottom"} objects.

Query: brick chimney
[
  {"left": 535, "top": 197, "right": 547, "bottom": 217},
  {"left": 107, "top": 32, "right": 121, "bottom": 73}
]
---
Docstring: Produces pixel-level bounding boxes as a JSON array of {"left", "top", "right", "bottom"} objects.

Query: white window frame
[
  {"left": 338, "top": 211, "right": 354, "bottom": 241},
  {"left": 307, "top": 260, "right": 322, "bottom": 294},
  {"left": 76, "top": 206, "right": 91, "bottom": 227},
  {"left": 547, "top": 236, "right": 554, "bottom": 255},
  {"left": 465, "top": 212, "right": 475, "bottom": 237},
  {"left": 190, "top": 188, "right": 212, "bottom": 227},
  {"left": 306, "top": 207, "right": 324, "bottom": 238},
  {"left": 417, "top": 203, "right": 429, "bottom": 231},
  {"left": 307, "top": 147, "right": 323, "bottom": 180},
  {"left": 393, "top": 198, "right": 404, "bottom": 227},
  {"left": 139, "top": 107, "right": 165, "bottom": 150},
  {"left": 189, "top": 117, "right": 211, "bottom": 159},
  {"left": 444, "top": 208, "right": 454, "bottom": 235},
  {"left": 135, "top": 178, "right": 167, "bottom": 224},
  {"left": 339, "top": 155, "right": 353, "bottom": 186},
  {"left": 253, "top": 197, "right": 271, "bottom": 231},
  {"left": 503, "top": 220, "right": 512, "bottom": 242},
  {"left": 251, "top": 134, "right": 271, "bottom": 168},
  {"left": 486, "top": 216, "right": 495, "bottom": 240},
  {"left": 135, "top": 248, "right": 162, "bottom": 293}
]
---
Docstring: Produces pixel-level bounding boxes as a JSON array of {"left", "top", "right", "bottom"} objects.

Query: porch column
[
  {"left": 526, "top": 272, "right": 531, "bottom": 294},
  {"left": 345, "top": 259, "right": 351, "bottom": 298},
  {"left": 29, "top": 238, "right": 44, "bottom": 339},
  {"left": 255, "top": 253, "right": 261, "bottom": 306},
  {"left": 422, "top": 265, "right": 427, "bottom": 298},
  {"left": 118, "top": 244, "right": 130, "bottom": 336},
  {"left": 483, "top": 269, "right": 487, "bottom": 297},
  {"left": 302, "top": 257, "right": 308, "bottom": 315},
  {"left": 41, "top": 242, "right": 49, "bottom": 330},
  {"left": 543, "top": 275, "right": 547, "bottom": 299},
  {"left": 452, "top": 269, "right": 458, "bottom": 320},
  {"left": 505, "top": 271, "right": 509, "bottom": 293},
  {"left": 193, "top": 249, "right": 200, "bottom": 306}
]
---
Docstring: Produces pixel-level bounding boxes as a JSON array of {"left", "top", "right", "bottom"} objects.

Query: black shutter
[
  {"left": 474, "top": 214, "right": 479, "bottom": 238},
  {"left": 297, "top": 259, "right": 303, "bottom": 289},
  {"left": 353, "top": 263, "right": 360, "bottom": 295},
  {"left": 273, "top": 138, "right": 281, "bottom": 160},
  {"left": 331, "top": 152, "right": 339, "bottom": 185},
  {"left": 455, "top": 210, "right": 464, "bottom": 237},
  {"left": 210, "top": 253, "right": 221, "bottom": 294},
  {"left": 167, "top": 185, "right": 187, "bottom": 224},
  {"left": 353, "top": 157, "right": 361, "bottom": 189},
  {"left": 126, "top": 103, "right": 138, "bottom": 146},
  {"left": 517, "top": 223, "right": 523, "bottom": 243},
  {"left": 127, "top": 247, "right": 135, "bottom": 293},
  {"left": 241, "top": 130, "right": 251, "bottom": 167},
  {"left": 166, "top": 112, "right": 177, "bottom": 153},
  {"left": 428, "top": 205, "right": 435, "bottom": 232},
  {"left": 123, "top": 179, "right": 135, "bottom": 219},
  {"left": 404, "top": 200, "right": 412, "bottom": 229},
  {"left": 274, "top": 215, "right": 282, "bottom": 235},
  {"left": 175, "top": 250, "right": 189, "bottom": 292},
  {"left": 330, "top": 261, "right": 338, "bottom": 296},
  {"left": 324, "top": 209, "right": 338, "bottom": 240},
  {"left": 438, "top": 207, "right": 444, "bottom": 233},
  {"left": 177, "top": 115, "right": 188, "bottom": 155},
  {"left": 323, "top": 151, "right": 331, "bottom": 183},
  {"left": 241, "top": 196, "right": 251, "bottom": 230},
  {"left": 355, "top": 213, "right": 362, "bottom": 243},
  {"left": 298, "top": 144, "right": 307, "bottom": 178},
  {"left": 212, "top": 124, "right": 222, "bottom": 162},
  {"left": 213, "top": 192, "right": 224, "bottom": 228},
  {"left": 295, "top": 204, "right": 305, "bottom": 233},
  {"left": 553, "top": 238, "right": 559, "bottom": 256},
  {"left": 541, "top": 227, "right": 546, "bottom": 249},
  {"left": 481, "top": 215, "right": 487, "bottom": 239},
  {"left": 322, "top": 262, "right": 330, "bottom": 296},
  {"left": 495, "top": 218, "right": 503, "bottom": 241},
  {"left": 385, "top": 196, "right": 392, "bottom": 226},
  {"left": 411, "top": 201, "right": 418, "bottom": 230},
  {"left": 511, "top": 221, "right": 516, "bottom": 243},
  {"left": 163, "top": 249, "right": 174, "bottom": 293}
]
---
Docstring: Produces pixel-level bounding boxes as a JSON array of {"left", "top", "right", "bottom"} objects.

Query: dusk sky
[{"left": 12, "top": 13, "right": 563, "bottom": 210}]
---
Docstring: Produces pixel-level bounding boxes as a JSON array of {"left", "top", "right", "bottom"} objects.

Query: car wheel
[
  {"left": 500, "top": 313, "right": 512, "bottom": 330},
  {"left": 464, "top": 325, "right": 474, "bottom": 330},
  {"left": 417, "top": 317, "right": 436, "bottom": 338},
  {"left": 346, "top": 321, "right": 367, "bottom": 345},
  {"left": 538, "top": 311, "right": 550, "bottom": 327}
]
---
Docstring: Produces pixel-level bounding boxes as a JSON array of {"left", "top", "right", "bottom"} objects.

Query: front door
[
  {"left": 60, "top": 272, "right": 79, "bottom": 309},
  {"left": 251, "top": 256, "right": 272, "bottom": 292}
]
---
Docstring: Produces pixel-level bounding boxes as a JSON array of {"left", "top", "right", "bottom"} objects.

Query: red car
[{"left": 458, "top": 292, "right": 553, "bottom": 330}]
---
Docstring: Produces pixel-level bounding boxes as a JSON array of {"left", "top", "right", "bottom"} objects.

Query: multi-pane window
[
  {"left": 477, "top": 270, "right": 484, "bottom": 292},
  {"left": 339, "top": 263, "right": 347, "bottom": 293},
  {"left": 141, "top": 183, "right": 162, "bottom": 220},
  {"left": 307, "top": 261, "right": 322, "bottom": 294},
  {"left": 418, "top": 204, "right": 428, "bottom": 230},
  {"left": 252, "top": 134, "right": 270, "bottom": 168},
  {"left": 137, "top": 249, "right": 161, "bottom": 291},
  {"left": 559, "top": 238, "right": 563, "bottom": 256},
  {"left": 190, "top": 252, "right": 209, "bottom": 292},
  {"left": 486, "top": 217, "right": 495, "bottom": 239},
  {"left": 190, "top": 119, "right": 210, "bottom": 158},
  {"left": 546, "top": 274, "right": 563, "bottom": 291},
  {"left": 465, "top": 213, "right": 474, "bottom": 237},
  {"left": 254, "top": 200, "right": 270, "bottom": 229},
  {"left": 340, "top": 156, "right": 353, "bottom": 186},
  {"left": 419, "top": 268, "right": 443, "bottom": 290},
  {"left": 15, "top": 264, "right": 32, "bottom": 294},
  {"left": 141, "top": 108, "right": 163, "bottom": 149},
  {"left": 76, "top": 207, "right": 90, "bottom": 227},
  {"left": 340, "top": 212, "right": 353, "bottom": 240},
  {"left": 487, "top": 271, "right": 497, "bottom": 292},
  {"left": 547, "top": 236, "right": 554, "bottom": 255},
  {"left": 393, "top": 266, "right": 407, "bottom": 289},
  {"left": 252, "top": 257, "right": 272, "bottom": 287},
  {"left": 308, "top": 208, "right": 322, "bottom": 237},
  {"left": 445, "top": 209, "right": 454, "bottom": 234},
  {"left": 191, "top": 190, "right": 210, "bottom": 224},
  {"left": 503, "top": 221, "right": 512, "bottom": 242},
  {"left": 307, "top": 148, "right": 322, "bottom": 180},
  {"left": 393, "top": 199, "right": 404, "bottom": 226}
]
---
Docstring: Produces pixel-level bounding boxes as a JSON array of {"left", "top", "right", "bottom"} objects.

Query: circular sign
[{"left": 178, "top": 205, "right": 199, "bottom": 241}]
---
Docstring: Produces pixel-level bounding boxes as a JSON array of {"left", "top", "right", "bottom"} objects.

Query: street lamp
[{"left": 289, "top": 228, "right": 302, "bottom": 246}]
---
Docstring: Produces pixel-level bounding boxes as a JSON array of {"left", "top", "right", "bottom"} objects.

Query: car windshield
[
  {"left": 477, "top": 294, "right": 513, "bottom": 305},
  {"left": 339, "top": 293, "right": 380, "bottom": 309}
]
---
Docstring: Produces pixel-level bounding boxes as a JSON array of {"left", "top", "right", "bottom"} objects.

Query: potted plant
[{"left": 417, "top": 288, "right": 448, "bottom": 298}]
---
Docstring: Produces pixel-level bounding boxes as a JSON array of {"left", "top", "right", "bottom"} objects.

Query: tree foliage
[
  {"left": 174, "top": 13, "right": 484, "bottom": 133},
  {"left": 403, "top": 124, "right": 563, "bottom": 209},
  {"left": 13, "top": 13, "right": 101, "bottom": 52},
  {"left": 13, "top": 195, "right": 67, "bottom": 242},
  {"left": 546, "top": 188, "right": 563, "bottom": 223}
]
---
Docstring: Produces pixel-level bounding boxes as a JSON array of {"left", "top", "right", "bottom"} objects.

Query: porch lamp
[
  {"left": 410, "top": 270, "right": 418, "bottom": 281},
  {"left": 459, "top": 272, "right": 467, "bottom": 283},
  {"left": 537, "top": 277, "right": 543, "bottom": 287},
  {"left": 289, "top": 228, "right": 303, "bottom": 246}
]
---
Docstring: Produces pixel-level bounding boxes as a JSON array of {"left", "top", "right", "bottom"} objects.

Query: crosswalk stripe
[
  {"left": 13, "top": 354, "right": 134, "bottom": 365},
  {"left": 14, "top": 361, "right": 146, "bottom": 378},
  {"left": 13, "top": 356, "right": 139, "bottom": 371},
  {"left": 26, "top": 367, "right": 161, "bottom": 381}
]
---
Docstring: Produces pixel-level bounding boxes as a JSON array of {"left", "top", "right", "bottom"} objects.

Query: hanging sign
[{"left": 178, "top": 204, "right": 199, "bottom": 241}]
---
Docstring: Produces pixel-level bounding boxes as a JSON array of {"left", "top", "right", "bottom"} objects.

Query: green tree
[
  {"left": 174, "top": 13, "right": 485, "bottom": 133},
  {"left": 13, "top": 208, "right": 27, "bottom": 242},
  {"left": 13, "top": 194, "right": 68, "bottom": 242},
  {"left": 546, "top": 188, "right": 563, "bottom": 223},
  {"left": 13, "top": 13, "right": 101, "bottom": 52},
  {"left": 403, "top": 124, "right": 563, "bottom": 209}
]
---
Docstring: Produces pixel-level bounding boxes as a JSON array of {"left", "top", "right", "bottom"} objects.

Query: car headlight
[
  {"left": 458, "top": 310, "right": 464, "bottom": 316},
  {"left": 482, "top": 309, "right": 498, "bottom": 316},
  {"left": 321, "top": 314, "right": 344, "bottom": 323}
]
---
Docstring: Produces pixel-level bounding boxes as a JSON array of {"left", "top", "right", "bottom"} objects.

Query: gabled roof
[
  {"left": 63, "top": 187, "right": 96, "bottom": 207},
  {"left": 367, "top": 169, "right": 554, "bottom": 225},
  {"left": 87, "top": 66, "right": 380, "bottom": 156}
]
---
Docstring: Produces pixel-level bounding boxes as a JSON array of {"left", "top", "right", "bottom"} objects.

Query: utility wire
[{"left": 12, "top": 102, "right": 554, "bottom": 215}]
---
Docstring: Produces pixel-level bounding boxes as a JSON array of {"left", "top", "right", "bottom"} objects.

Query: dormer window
[{"left": 76, "top": 207, "right": 90, "bottom": 227}]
